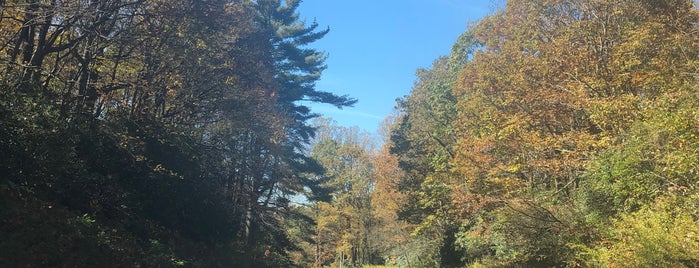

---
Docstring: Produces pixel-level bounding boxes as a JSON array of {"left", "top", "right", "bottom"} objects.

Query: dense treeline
[
  {"left": 0, "top": 0, "right": 354, "bottom": 266},
  {"left": 380, "top": 0, "right": 699, "bottom": 267},
  {"left": 4, "top": 0, "right": 699, "bottom": 267},
  {"left": 296, "top": 0, "right": 699, "bottom": 267}
]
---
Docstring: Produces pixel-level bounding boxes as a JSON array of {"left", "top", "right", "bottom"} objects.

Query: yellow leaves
[
  {"left": 316, "top": 203, "right": 340, "bottom": 229},
  {"left": 152, "top": 163, "right": 184, "bottom": 179},
  {"left": 588, "top": 93, "right": 640, "bottom": 135},
  {"left": 195, "top": 39, "right": 207, "bottom": 49},
  {"left": 496, "top": 113, "right": 525, "bottom": 141},
  {"left": 487, "top": 176, "right": 522, "bottom": 195},
  {"left": 397, "top": 0, "right": 699, "bottom": 266},
  {"left": 587, "top": 195, "right": 699, "bottom": 267},
  {"left": 506, "top": 164, "right": 522, "bottom": 173},
  {"left": 153, "top": 163, "right": 166, "bottom": 172},
  {"left": 411, "top": 215, "right": 436, "bottom": 237}
]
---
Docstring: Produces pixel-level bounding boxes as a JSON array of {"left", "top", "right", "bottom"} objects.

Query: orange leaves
[
  {"left": 452, "top": 0, "right": 624, "bottom": 215},
  {"left": 371, "top": 147, "right": 406, "bottom": 216},
  {"left": 445, "top": 0, "right": 699, "bottom": 264},
  {"left": 375, "top": 0, "right": 699, "bottom": 265}
]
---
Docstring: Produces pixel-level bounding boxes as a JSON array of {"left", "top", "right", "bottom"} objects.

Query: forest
[{"left": 1, "top": 0, "right": 699, "bottom": 267}]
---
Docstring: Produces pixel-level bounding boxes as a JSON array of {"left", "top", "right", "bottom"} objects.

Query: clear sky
[{"left": 298, "top": 0, "right": 499, "bottom": 133}]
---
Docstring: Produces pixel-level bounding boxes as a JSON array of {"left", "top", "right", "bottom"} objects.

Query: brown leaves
[{"left": 453, "top": 0, "right": 699, "bottom": 203}]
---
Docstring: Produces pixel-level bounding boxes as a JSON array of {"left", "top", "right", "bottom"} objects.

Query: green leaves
[
  {"left": 309, "top": 120, "right": 379, "bottom": 266},
  {"left": 378, "top": 0, "right": 699, "bottom": 266},
  {"left": 0, "top": 0, "right": 349, "bottom": 266},
  {"left": 586, "top": 194, "right": 699, "bottom": 267}
]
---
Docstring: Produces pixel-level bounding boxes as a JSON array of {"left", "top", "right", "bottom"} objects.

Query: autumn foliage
[
  {"left": 3, "top": 0, "right": 699, "bottom": 267},
  {"left": 379, "top": 0, "right": 699, "bottom": 267}
]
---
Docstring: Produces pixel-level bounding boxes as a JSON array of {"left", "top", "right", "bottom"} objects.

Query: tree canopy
[
  {"left": 3, "top": 0, "right": 699, "bottom": 267},
  {"left": 0, "top": 0, "right": 353, "bottom": 266}
]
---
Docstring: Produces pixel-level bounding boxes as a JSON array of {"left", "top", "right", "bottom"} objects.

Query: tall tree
[
  {"left": 388, "top": 30, "right": 478, "bottom": 267},
  {"left": 0, "top": 0, "right": 351, "bottom": 266},
  {"left": 447, "top": 0, "right": 699, "bottom": 266}
]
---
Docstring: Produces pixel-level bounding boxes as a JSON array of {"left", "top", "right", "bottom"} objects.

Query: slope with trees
[
  {"left": 4, "top": 0, "right": 699, "bottom": 267},
  {"left": 0, "top": 0, "right": 353, "bottom": 266},
  {"left": 379, "top": 0, "right": 699, "bottom": 267}
]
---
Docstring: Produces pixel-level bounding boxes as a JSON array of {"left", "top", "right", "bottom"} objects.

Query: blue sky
[{"left": 299, "top": 0, "right": 498, "bottom": 133}]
